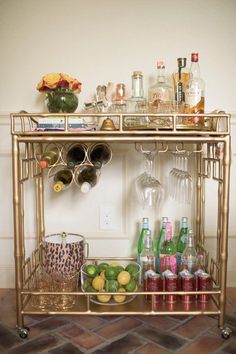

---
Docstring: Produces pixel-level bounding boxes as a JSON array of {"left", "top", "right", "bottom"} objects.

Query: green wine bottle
[
  {"left": 155, "top": 216, "right": 168, "bottom": 272},
  {"left": 53, "top": 167, "right": 73, "bottom": 192},
  {"left": 160, "top": 222, "right": 177, "bottom": 274},
  {"left": 137, "top": 217, "right": 149, "bottom": 264},
  {"left": 176, "top": 217, "right": 188, "bottom": 271}
]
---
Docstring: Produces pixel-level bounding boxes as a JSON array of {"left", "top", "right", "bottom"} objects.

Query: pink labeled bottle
[{"left": 160, "top": 222, "right": 177, "bottom": 274}]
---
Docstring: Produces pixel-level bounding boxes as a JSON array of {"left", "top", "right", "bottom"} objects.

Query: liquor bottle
[
  {"left": 160, "top": 222, "right": 177, "bottom": 274},
  {"left": 88, "top": 143, "right": 112, "bottom": 169},
  {"left": 112, "top": 83, "right": 127, "bottom": 112},
  {"left": 185, "top": 52, "right": 205, "bottom": 126},
  {"left": 39, "top": 145, "right": 60, "bottom": 169},
  {"left": 180, "top": 229, "right": 197, "bottom": 273},
  {"left": 155, "top": 216, "right": 168, "bottom": 272},
  {"left": 63, "top": 143, "right": 87, "bottom": 168},
  {"left": 172, "top": 58, "right": 190, "bottom": 111},
  {"left": 52, "top": 166, "right": 73, "bottom": 192},
  {"left": 176, "top": 217, "right": 188, "bottom": 271},
  {"left": 137, "top": 217, "right": 149, "bottom": 264},
  {"left": 148, "top": 61, "right": 174, "bottom": 111},
  {"left": 75, "top": 163, "right": 99, "bottom": 193},
  {"left": 139, "top": 229, "right": 155, "bottom": 286},
  {"left": 127, "top": 71, "right": 147, "bottom": 113}
]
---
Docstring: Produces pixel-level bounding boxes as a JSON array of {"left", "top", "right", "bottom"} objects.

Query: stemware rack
[{"left": 11, "top": 112, "right": 231, "bottom": 339}]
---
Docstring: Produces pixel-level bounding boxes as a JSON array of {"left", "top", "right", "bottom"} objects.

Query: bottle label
[
  {"left": 160, "top": 254, "right": 177, "bottom": 274},
  {"left": 185, "top": 87, "right": 201, "bottom": 107}
]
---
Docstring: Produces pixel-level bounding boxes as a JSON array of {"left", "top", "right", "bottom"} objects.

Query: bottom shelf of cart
[{"left": 22, "top": 294, "right": 220, "bottom": 316}]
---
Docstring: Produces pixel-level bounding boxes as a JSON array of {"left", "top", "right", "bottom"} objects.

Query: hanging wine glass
[{"left": 135, "top": 144, "right": 163, "bottom": 208}]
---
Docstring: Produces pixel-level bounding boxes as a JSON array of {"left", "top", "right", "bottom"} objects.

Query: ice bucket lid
[{"left": 45, "top": 232, "right": 85, "bottom": 245}]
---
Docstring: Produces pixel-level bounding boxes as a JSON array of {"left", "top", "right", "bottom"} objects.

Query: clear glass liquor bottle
[
  {"left": 127, "top": 71, "right": 147, "bottom": 112},
  {"left": 180, "top": 229, "right": 197, "bottom": 273},
  {"left": 185, "top": 52, "right": 205, "bottom": 126},
  {"left": 155, "top": 216, "right": 168, "bottom": 272},
  {"left": 176, "top": 217, "right": 188, "bottom": 271},
  {"left": 148, "top": 61, "right": 174, "bottom": 112},
  {"left": 160, "top": 222, "right": 177, "bottom": 274},
  {"left": 139, "top": 229, "right": 155, "bottom": 286},
  {"left": 137, "top": 217, "right": 149, "bottom": 264}
]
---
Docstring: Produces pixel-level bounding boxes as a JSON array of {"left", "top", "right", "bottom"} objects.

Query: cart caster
[
  {"left": 18, "top": 326, "right": 30, "bottom": 339},
  {"left": 221, "top": 327, "right": 232, "bottom": 340}
]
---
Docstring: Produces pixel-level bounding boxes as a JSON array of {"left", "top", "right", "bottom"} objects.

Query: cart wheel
[
  {"left": 18, "top": 327, "right": 30, "bottom": 339},
  {"left": 221, "top": 327, "right": 232, "bottom": 340}
]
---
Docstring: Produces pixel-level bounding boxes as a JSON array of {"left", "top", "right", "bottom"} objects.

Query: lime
[
  {"left": 126, "top": 263, "right": 139, "bottom": 279},
  {"left": 86, "top": 285, "right": 97, "bottom": 293},
  {"left": 106, "top": 279, "right": 119, "bottom": 292},
  {"left": 83, "top": 277, "right": 92, "bottom": 291},
  {"left": 125, "top": 278, "right": 137, "bottom": 292},
  {"left": 92, "top": 275, "right": 105, "bottom": 291},
  {"left": 117, "top": 271, "right": 131, "bottom": 286},
  {"left": 115, "top": 265, "right": 124, "bottom": 274},
  {"left": 98, "top": 262, "right": 109, "bottom": 274},
  {"left": 113, "top": 287, "right": 126, "bottom": 303},
  {"left": 85, "top": 264, "right": 98, "bottom": 278},
  {"left": 105, "top": 266, "right": 118, "bottom": 280}
]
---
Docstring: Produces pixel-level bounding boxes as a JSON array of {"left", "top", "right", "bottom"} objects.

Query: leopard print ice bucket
[{"left": 44, "top": 232, "right": 89, "bottom": 275}]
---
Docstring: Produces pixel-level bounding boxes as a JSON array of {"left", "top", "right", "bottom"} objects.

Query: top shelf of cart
[{"left": 10, "top": 112, "right": 230, "bottom": 140}]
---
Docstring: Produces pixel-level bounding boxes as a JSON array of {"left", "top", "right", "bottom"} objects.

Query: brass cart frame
[{"left": 11, "top": 112, "right": 231, "bottom": 339}]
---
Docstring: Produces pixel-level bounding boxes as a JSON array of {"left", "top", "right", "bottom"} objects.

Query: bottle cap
[
  {"left": 81, "top": 182, "right": 91, "bottom": 193},
  {"left": 191, "top": 53, "right": 199, "bottom": 62},
  {"left": 39, "top": 160, "right": 48, "bottom": 169},
  {"left": 177, "top": 58, "right": 187, "bottom": 69},
  {"left": 133, "top": 71, "right": 143, "bottom": 77},
  {"left": 53, "top": 181, "right": 63, "bottom": 193}
]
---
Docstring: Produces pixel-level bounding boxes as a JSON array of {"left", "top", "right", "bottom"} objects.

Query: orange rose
[{"left": 43, "top": 73, "right": 61, "bottom": 89}]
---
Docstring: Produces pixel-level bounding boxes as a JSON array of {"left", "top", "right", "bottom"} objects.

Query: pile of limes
[{"left": 82, "top": 262, "right": 139, "bottom": 304}]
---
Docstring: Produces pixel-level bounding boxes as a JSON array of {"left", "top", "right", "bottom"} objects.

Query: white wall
[{"left": 0, "top": 0, "right": 236, "bottom": 287}]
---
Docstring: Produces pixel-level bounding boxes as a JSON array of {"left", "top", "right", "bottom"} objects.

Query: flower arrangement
[
  {"left": 36, "top": 73, "right": 82, "bottom": 93},
  {"left": 36, "top": 73, "right": 82, "bottom": 113}
]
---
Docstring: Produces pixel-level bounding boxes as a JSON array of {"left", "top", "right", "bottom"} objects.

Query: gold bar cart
[{"left": 11, "top": 112, "right": 231, "bottom": 339}]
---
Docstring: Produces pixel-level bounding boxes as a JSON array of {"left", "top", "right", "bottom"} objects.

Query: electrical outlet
[{"left": 100, "top": 205, "right": 114, "bottom": 230}]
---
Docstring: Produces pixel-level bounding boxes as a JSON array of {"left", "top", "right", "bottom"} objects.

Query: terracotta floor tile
[
  {"left": 175, "top": 315, "right": 216, "bottom": 339},
  {"left": 135, "top": 315, "right": 178, "bottom": 330},
  {"left": 59, "top": 323, "right": 85, "bottom": 338},
  {"left": 92, "top": 333, "right": 144, "bottom": 354},
  {"left": 95, "top": 317, "right": 142, "bottom": 339},
  {"left": 72, "top": 315, "right": 105, "bottom": 329},
  {"left": 0, "top": 324, "right": 22, "bottom": 349},
  {"left": 135, "top": 325, "right": 187, "bottom": 351},
  {"left": 180, "top": 334, "right": 225, "bottom": 354},
  {"left": 221, "top": 338, "right": 236, "bottom": 354},
  {"left": 48, "top": 342, "right": 84, "bottom": 354},
  {"left": 73, "top": 331, "right": 105, "bottom": 350},
  {"left": 59, "top": 322, "right": 105, "bottom": 350},
  {"left": 29, "top": 316, "right": 70, "bottom": 338},
  {"left": 8, "top": 334, "right": 64, "bottom": 354},
  {"left": 134, "top": 343, "right": 170, "bottom": 354}
]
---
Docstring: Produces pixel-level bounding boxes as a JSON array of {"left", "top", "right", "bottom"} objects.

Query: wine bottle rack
[{"left": 11, "top": 112, "right": 231, "bottom": 339}]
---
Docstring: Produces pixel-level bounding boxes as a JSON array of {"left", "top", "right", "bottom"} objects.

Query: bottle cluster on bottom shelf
[{"left": 137, "top": 216, "right": 212, "bottom": 304}]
